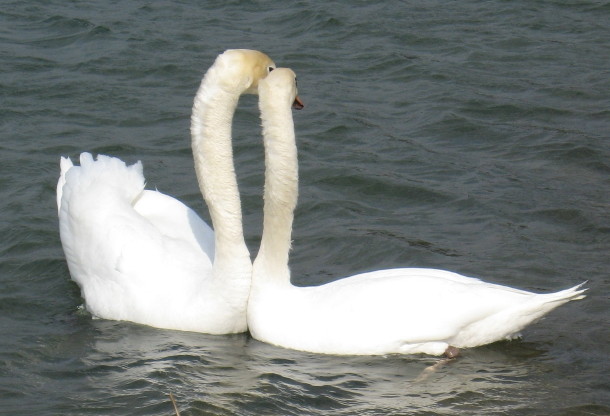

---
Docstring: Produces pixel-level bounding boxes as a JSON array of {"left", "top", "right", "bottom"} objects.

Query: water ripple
[{"left": 1, "top": 0, "right": 608, "bottom": 414}]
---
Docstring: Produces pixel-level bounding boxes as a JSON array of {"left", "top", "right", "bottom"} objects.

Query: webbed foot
[{"left": 444, "top": 345, "right": 460, "bottom": 359}]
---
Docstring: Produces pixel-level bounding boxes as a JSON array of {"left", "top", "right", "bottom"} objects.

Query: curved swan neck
[
  {"left": 191, "top": 66, "right": 250, "bottom": 271},
  {"left": 255, "top": 96, "right": 298, "bottom": 281}
]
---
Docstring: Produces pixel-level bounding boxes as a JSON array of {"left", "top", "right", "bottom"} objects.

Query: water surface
[{"left": 1, "top": 0, "right": 609, "bottom": 414}]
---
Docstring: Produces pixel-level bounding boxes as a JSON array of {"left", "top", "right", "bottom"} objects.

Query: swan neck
[
  {"left": 191, "top": 71, "right": 250, "bottom": 270},
  {"left": 255, "top": 101, "right": 298, "bottom": 283}
]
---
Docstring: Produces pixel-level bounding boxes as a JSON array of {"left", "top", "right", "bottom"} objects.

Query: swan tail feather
[
  {"left": 502, "top": 281, "right": 588, "bottom": 337},
  {"left": 540, "top": 281, "right": 588, "bottom": 303},
  {"left": 60, "top": 152, "right": 146, "bottom": 216},
  {"left": 57, "top": 156, "right": 74, "bottom": 214},
  {"left": 58, "top": 152, "right": 149, "bottom": 298},
  {"left": 453, "top": 282, "right": 588, "bottom": 348}
]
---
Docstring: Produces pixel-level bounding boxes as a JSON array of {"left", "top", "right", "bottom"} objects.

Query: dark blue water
[{"left": 1, "top": 1, "right": 608, "bottom": 414}]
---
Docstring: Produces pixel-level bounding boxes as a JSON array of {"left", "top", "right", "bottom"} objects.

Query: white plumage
[
  {"left": 57, "top": 50, "right": 276, "bottom": 334},
  {"left": 247, "top": 68, "right": 587, "bottom": 356}
]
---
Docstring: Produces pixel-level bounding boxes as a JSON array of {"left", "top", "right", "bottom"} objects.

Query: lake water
[{"left": 1, "top": 0, "right": 609, "bottom": 414}]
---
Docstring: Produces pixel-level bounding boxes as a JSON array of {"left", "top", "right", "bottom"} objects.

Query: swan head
[
  {"left": 258, "top": 67, "right": 304, "bottom": 110},
  {"left": 214, "top": 49, "right": 276, "bottom": 95}
]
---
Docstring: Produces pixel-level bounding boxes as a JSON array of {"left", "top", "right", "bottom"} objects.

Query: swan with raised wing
[
  {"left": 247, "top": 68, "right": 587, "bottom": 356},
  {"left": 57, "top": 49, "right": 276, "bottom": 334}
]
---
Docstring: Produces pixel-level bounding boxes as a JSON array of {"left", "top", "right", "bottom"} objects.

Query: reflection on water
[{"left": 45, "top": 320, "right": 554, "bottom": 415}]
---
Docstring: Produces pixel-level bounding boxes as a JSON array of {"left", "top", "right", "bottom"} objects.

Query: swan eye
[{"left": 267, "top": 66, "right": 275, "bottom": 73}]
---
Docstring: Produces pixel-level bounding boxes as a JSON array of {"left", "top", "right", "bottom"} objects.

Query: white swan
[
  {"left": 247, "top": 68, "right": 587, "bottom": 356},
  {"left": 57, "top": 49, "right": 276, "bottom": 334}
]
